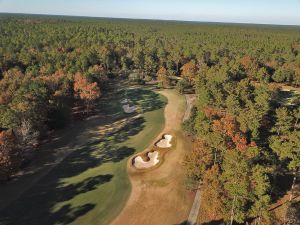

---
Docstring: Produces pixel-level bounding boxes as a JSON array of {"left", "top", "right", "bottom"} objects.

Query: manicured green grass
[{"left": 0, "top": 88, "right": 167, "bottom": 225}]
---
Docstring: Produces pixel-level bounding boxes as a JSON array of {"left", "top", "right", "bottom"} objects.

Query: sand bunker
[
  {"left": 121, "top": 99, "right": 129, "bottom": 104},
  {"left": 156, "top": 134, "right": 173, "bottom": 148},
  {"left": 134, "top": 151, "right": 159, "bottom": 169},
  {"left": 122, "top": 104, "right": 137, "bottom": 113},
  {"left": 121, "top": 98, "right": 137, "bottom": 113}
]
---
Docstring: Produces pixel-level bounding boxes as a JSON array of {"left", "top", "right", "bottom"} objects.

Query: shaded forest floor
[{"left": 0, "top": 83, "right": 167, "bottom": 225}]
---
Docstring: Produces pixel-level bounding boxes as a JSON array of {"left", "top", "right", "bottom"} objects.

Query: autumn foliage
[
  {"left": 184, "top": 139, "right": 213, "bottom": 180},
  {"left": 180, "top": 61, "right": 197, "bottom": 82},
  {"left": 240, "top": 55, "right": 255, "bottom": 69},
  {"left": 204, "top": 107, "right": 255, "bottom": 153},
  {"left": 0, "top": 69, "right": 25, "bottom": 105},
  {"left": 200, "top": 165, "right": 224, "bottom": 222},
  {"left": 40, "top": 70, "right": 65, "bottom": 91},
  {"left": 74, "top": 72, "right": 101, "bottom": 107}
]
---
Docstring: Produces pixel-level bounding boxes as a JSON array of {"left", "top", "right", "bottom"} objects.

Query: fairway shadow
[
  {"left": 0, "top": 173, "right": 113, "bottom": 225},
  {"left": 0, "top": 137, "right": 132, "bottom": 225},
  {"left": 105, "top": 116, "right": 146, "bottom": 143},
  {"left": 0, "top": 121, "right": 140, "bottom": 225},
  {"left": 0, "top": 87, "right": 163, "bottom": 225},
  {"left": 124, "top": 88, "right": 166, "bottom": 113},
  {"left": 174, "top": 221, "right": 192, "bottom": 225},
  {"left": 49, "top": 203, "right": 95, "bottom": 225},
  {"left": 0, "top": 109, "right": 145, "bottom": 225},
  {"left": 202, "top": 219, "right": 224, "bottom": 225},
  {"left": 176, "top": 219, "right": 224, "bottom": 225},
  {"left": 97, "top": 88, "right": 166, "bottom": 118},
  {"left": 270, "top": 172, "right": 294, "bottom": 203},
  {"left": 54, "top": 174, "right": 113, "bottom": 202}
]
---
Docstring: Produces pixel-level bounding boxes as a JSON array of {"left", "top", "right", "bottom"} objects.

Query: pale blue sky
[{"left": 1, "top": 0, "right": 300, "bottom": 25}]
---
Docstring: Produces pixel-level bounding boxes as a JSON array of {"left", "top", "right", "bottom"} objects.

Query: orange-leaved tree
[
  {"left": 184, "top": 139, "right": 213, "bottom": 182},
  {"left": 180, "top": 61, "right": 197, "bottom": 83},
  {"left": 200, "top": 165, "right": 224, "bottom": 223},
  {"left": 74, "top": 72, "right": 101, "bottom": 111},
  {"left": 204, "top": 108, "right": 257, "bottom": 156}
]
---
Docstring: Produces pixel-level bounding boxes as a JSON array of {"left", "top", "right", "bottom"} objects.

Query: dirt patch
[{"left": 183, "top": 94, "right": 196, "bottom": 122}]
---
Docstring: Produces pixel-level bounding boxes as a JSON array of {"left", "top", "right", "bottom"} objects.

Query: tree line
[{"left": 182, "top": 48, "right": 300, "bottom": 224}]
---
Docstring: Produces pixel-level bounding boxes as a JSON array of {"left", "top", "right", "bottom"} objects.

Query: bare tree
[{"left": 17, "top": 119, "right": 39, "bottom": 147}]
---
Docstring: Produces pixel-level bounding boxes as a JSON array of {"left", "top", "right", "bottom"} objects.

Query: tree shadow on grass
[
  {"left": 174, "top": 221, "right": 190, "bottom": 225},
  {"left": 97, "top": 87, "right": 166, "bottom": 119},
  {"left": 104, "top": 116, "right": 145, "bottom": 144},
  {"left": 0, "top": 140, "right": 135, "bottom": 225},
  {"left": 175, "top": 219, "right": 224, "bottom": 225},
  {"left": 202, "top": 219, "right": 224, "bottom": 225},
  {"left": 0, "top": 173, "right": 112, "bottom": 225},
  {"left": 270, "top": 172, "right": 294, "bottom": 203},
  {"left": 49, "top": 203, "right": 95, "bottom": 225},
  {"left": 0, "top": 118, "right": 143, "bottom": 225},
  {"left": 54, "top": 174, "right": 113, "bottom": 202},
  {"left": 122, "top": 88, "right": 166, "bottom": 113},
  {"left": 0, "top": 87, "right": 163, "bottom": 225},
  {"left": 175, "top": 219, "right": 225, "bottom": 225}
]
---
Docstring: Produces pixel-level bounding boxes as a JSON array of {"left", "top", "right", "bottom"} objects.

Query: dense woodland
[{"left": 0, "top": 14, "right": 300, "bottom": 224}]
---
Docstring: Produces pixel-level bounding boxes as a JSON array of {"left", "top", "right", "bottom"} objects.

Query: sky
[{"left": 0, "top": 0, "right": 300, "bottom": 25}]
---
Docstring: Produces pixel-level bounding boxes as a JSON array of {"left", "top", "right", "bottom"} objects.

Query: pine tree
[
  {"left": 156, "top": 67, "right": 170, "bottom": 88},
  {"left": 221, "top": 150, "right": 251, "bottom": 224},
  {"left": 272, "top": 107, "right": 294, "bottom": 136},
  {"left": 249, "top": 165, "right": 271, "bottom": 224}
]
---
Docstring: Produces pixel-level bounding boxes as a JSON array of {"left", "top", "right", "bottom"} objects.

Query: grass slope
[{"left": 0, "top": 87, "right": 167, "bottom": 225}]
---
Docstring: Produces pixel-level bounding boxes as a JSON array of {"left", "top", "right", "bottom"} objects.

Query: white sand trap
[
  {"left": 282, "top": 88, "right": 291, "bottom": 92},
  {"left": 156, "top": 134, "right": 173, "bottom": 148},
  {"left": 122, "top": 104, "right": 137, "bottom": 113},
  {"left": 134, "top": 151, "right": 159, "bottom": 169},
  {"left": 121, "top": 99, "right": 129, "bottom": 104}
]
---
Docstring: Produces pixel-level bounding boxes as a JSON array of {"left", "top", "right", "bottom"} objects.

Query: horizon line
[{"left": 1, "top": 12, "right": 300, "bottom": 27}]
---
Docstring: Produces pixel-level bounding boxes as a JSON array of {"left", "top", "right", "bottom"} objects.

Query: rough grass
[{"left": 0, "top": 87, "right": 167, "bottom": 225}]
